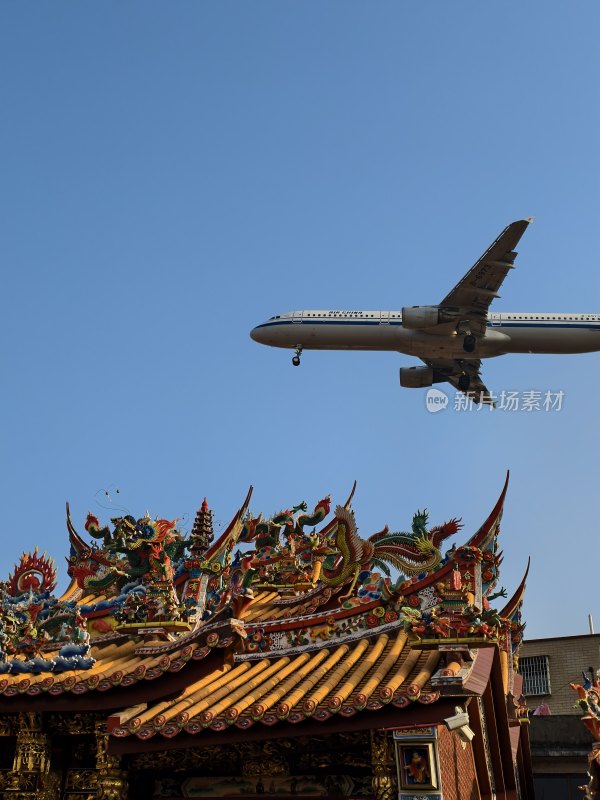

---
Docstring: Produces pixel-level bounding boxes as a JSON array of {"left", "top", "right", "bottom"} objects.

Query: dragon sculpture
[
  {"left": 1, "top": 554, "right": 95, "bottom": 673},
  {"left": 320, "top": 506, "right": 462, "bottom": 595},
  {"left": 238, "top": 497, "right": 331, "bottom": 553},
  {"left": 369, "top": 508, "right": 462, "bottom": 576},
  {"left": 67, "top": 507, "right": 187, "bottom": 594}
]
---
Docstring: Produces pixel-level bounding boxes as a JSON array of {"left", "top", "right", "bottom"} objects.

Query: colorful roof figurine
[
  {"left": 573, "top": 671, "right": 600, "bottom": 741},
  {"left": 571, "top": 669, "right": 600, "bottom": 800},
  {"left": 0, "top": 549, "right": 94, "bottom": 676},
  {"left": 0, "top": 475, "right": 530, "bottom": 760}
]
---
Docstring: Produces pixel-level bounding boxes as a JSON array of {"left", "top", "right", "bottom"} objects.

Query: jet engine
[
  {"left": 401, "top": 305, "right": 457, "bottom": 329},
  {"left": 401, "top": 306, "right": 440, "bottom": 329},
  {"left": 400, "top": 366, "right": 434, "bottom": 388}
]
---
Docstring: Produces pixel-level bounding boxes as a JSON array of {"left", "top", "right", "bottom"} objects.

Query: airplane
[{"left": 250, "top": 219, "right": 600, "bottom": 402}]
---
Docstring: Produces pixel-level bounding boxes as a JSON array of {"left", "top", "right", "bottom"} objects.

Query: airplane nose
[{"left": 250, "top": 326, "right": 264, "bottom": 343}]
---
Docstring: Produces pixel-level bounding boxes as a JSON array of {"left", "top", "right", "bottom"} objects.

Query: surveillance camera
[
  {"left": 443, "top": 707, "right": 470, "bottom": 731},
  {"left": 457, "top": 725, "right": 475, "bottom": 743},
  {"left": 443, "top": 706, "right": 475, "bottom": 743}
]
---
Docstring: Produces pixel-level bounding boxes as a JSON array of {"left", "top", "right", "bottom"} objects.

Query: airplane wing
[
  {"left": 439, "top": 218, "right": 533, "bottom": 335},
  {"left": 424, "top": 358, "right": 494, "bottom": 405}
]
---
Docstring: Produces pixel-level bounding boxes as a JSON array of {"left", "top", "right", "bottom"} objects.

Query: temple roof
[
  {"left": 110, "top": 631, "right": 442, "bottom": 740},
  {"left": 0, "top": 475, "right": 529, "bottom": 749}
]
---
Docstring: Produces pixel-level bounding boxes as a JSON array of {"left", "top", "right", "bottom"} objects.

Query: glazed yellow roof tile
[
  {"left": 241, "top": 592, "right": 280, "bottom": 622},
  {"left": 378, "top": 646, "right": 422, "bottom": 696},
  {"left": 216, "top": 653, "right": 312, "bottom": 721},
  {"left": 0, "top": 637, "right": 201, "bottom": 697},
  {"left": 0, "top": 641, "right": 119, "bottom": 687},
  {"left": 264, "top": 605, "right": 296, "bottom": 621},
  {"left": 79, "top": 594, "right": 101, "bottom": 605},
  {"left": 152, "top": 663, "right": 250, "bottom": 726},
  {"left": 185, "top": 658, "right": 287, "bottom": 722},
  {"left": 91, "top": 650, "right": 143, "bottom": 681},
  {"left": 357, "top": 631, "right": 408, "bottom": 699},
  {"left": 256, "top": 649, "right": 330, "bottom": 712},
  {"left": 443, "top": 658, "right": 463, "bottom": 676},
  {"left": 331, "top": 634, "right": 389, "bottom": 704},
  {"left": 111, "top": 630, "right": 443, "bottom": 740},
  {"left": 237, "top": 589, "right": 326, "bottom": 623},
  {"left": 58, "top": 581, "right": 81, "bottom": 602},
  {"left": 413, "top": 652, "right": 444, "bottom": 687},
  {"left": 275, "top": 646, "right": 349, "bottom": 711},
  {"left": 304, "top": 639, "right": 369, "bottom": 709}
]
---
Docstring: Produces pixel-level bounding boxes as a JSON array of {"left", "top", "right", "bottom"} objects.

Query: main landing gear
[
  {"left": 292, "top": 345, "right": 303, "bottom": 367},
  {"left": 463, "top": 334, "right": 477, "bottom": 353},
  {"left": 458, "top": 374, "right": 471, "bottom": 392},
  {"left": 456, "top": 321, "right": 477, "bottom": 354}
]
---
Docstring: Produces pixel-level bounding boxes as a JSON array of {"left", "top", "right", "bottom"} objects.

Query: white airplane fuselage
[{"left": 250, "top": 310, "right": 600, "bottom": 360}]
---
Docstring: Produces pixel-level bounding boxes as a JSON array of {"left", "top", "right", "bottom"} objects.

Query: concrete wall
[
  {"left": 520, "top": 634, "right": 600, "bottom": 715},
  {"left": 521, "top": 634, "right": 599, "bottom": 796}
]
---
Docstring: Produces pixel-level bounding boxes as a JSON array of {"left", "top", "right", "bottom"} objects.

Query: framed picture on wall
[{"left": 397, "top": 742, "right": 439, "bottom": 791}]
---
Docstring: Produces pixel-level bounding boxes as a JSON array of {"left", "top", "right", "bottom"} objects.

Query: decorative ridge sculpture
[{"left": 0, "top": 475, "right": 526, "bottom": 690}]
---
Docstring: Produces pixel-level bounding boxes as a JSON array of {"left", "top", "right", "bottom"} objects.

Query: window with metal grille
[{"left": 519, "top": 655, "right": 551, "bottom": 696}]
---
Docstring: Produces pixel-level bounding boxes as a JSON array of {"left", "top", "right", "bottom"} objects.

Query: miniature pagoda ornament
[{"left": 190, "top": 498, "right": 214, "bottom": 554}]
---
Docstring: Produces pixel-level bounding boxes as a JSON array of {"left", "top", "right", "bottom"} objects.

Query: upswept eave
[
  {"left": 202, "top": 485, "right": 254, "bottom": 562},
  {"left": 396, "top": 472, "right": 509, "bottom": 596},
  {"left": 500, "top": 556, "right": 530, "bottom": 620}
]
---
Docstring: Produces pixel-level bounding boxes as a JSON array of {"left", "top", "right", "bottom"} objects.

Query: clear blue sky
[{"left": 1, "top": 3, "right": 599, "bottom": 639}]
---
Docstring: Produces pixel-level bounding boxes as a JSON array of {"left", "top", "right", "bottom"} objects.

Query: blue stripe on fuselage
[
  {"left": 487, "top": 322, "right": 600, "bottom": 330},
  {"left": 252, "top": 319, "right": 399, "bottom": 329},
  {"left": 254, "top": 319, "right": 600, "bottom": 331}
]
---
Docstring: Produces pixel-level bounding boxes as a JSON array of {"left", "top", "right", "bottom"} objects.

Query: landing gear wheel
[
  {"left": 463, "top": 334, "right": 477, "bottom": 353},
  {"left": 292, "top": 345, "right": 303, "bottom": 367},
  {"left": 458, "top": 375, "right": 471, "bottom": 392}
]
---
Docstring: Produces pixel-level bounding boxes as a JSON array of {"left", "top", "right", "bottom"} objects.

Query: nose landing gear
[{"left": 292, "top": 345, "right": 303, "bottom": 367}]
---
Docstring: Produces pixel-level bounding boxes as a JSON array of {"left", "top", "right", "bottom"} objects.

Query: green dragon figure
[
  {"left": 320, "top": 506, "right": 462, "bottom": 596},
  {"left": 67, "top": 507, "right": 188, "bottom": 594},
  {"left": 238, "top": 498, "right": 331, "bottom": 552},
  {"left": 368, "top": 508, "right": 462, "bottom": 577}
]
